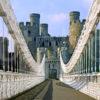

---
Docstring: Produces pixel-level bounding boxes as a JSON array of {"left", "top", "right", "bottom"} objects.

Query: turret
[
  {"left": 30, "top": 13, "right": 40, "bottom": 25},
  {"left": 40, "top": 23, "right": 48, "bottom": 36},
  {"left": 70, "top": 11, "right": 80, "bottom": 23},
  {"left": 30, "top": 13, "right": 40, "bottom": 36}
]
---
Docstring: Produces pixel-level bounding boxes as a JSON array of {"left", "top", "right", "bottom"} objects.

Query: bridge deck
[
  {"left": 52, "top": 80, "right": 95, "bottom": 100},
  {"left": 8, "top": 80, "right": 95, "bottom": 100}
]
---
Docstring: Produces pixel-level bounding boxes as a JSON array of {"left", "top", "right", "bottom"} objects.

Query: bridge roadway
[
  {"left": 8, "top": 79, "right": 95, "bottom": 100},
  {"left": 52, "top": 80, "right": 95, "bottom": 100}
]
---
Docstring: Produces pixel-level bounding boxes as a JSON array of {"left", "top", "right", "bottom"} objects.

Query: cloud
[{"left": 48, "top": 13, "right": 67, "bottom": 23}]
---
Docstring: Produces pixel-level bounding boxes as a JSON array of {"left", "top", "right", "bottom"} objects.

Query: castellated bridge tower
[{"left": 69, "top": 11, "right": 85, "bottom": 53}]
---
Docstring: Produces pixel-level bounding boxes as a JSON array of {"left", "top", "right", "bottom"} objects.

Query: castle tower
[
  {"left": 69, "top": 11, "right": 82, "bottom": 51},
  {"left": 30, "top": 13, "right": 40, "bottom": 36},
  {"left": 40, "top": 24, "right": 48, "bottom": 36}
]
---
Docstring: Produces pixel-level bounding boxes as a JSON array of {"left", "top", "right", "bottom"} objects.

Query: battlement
[
  {"left": 26, "top": 22, "right": 31, "bottom": 27},
  {"left": 70, "top": 11, "right": 80, "bottom": 22},
  {"left": 30, "top": 13, "right": 40, "bottom": 18},
  {"left": 19, "top": 22, "right": 25, "bottom": 28},
  {"left": 40, "top": 23, "right": 48, "bottom": 27}
]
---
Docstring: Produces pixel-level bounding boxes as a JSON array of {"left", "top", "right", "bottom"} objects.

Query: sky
[
  {"left": 0, "top": 0, "right": 93, "bottom": 52},
  {"left": 10, "top": 0, "right": 92, "bottom": 36}
]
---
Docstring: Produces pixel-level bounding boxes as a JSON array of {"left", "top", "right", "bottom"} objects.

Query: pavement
[{"left": 52, "top": 79, "right": 95, "bottom": 100}]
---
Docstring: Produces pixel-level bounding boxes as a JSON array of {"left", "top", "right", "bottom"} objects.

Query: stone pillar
[
  {"left": 86, "top": 45, "right": 88, "bottom": 73},
  {"left": 83, "top": 50, "right": 86, "bottom": 73},
  {"left": 87, "top": 40, "right": 90, "bottom": 73},
  {"left": 95, "top": 31, "right": 97, "bottom": 72},
  {"left": 79, "top": 57, "right": 81, "bottom": 74},
  {"left": 90, "top": 35, "right": 94, "bottom": 72},
  {"left": 81, "top": 55, "right": 84, "bottom": 74},
  {"left": 76, "top": 61, "right": 78, "bottom": 74},
  {"left": 82, "top": 52, "right": 84, "bottom": 73},
  {"left": 89, "top": 38, "right": 92, "bottom": 73},
  {"left": 95, "top": 30, "right": 100, "bottom": 72},
  {"left": 93, "top": 33, "right": 96, "bottom": 72},
  {"left": 77, "top": 61, "right": 80, "bottom": 74},
  {"left": 84, "top": 48, "right": 86, "bottom": 73}
]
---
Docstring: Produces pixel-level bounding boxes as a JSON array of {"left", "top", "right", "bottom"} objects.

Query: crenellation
[
  {"left": 19, "top": 22, "right": 25, "bottom": 28},
  {"left": 70, "top": 11, "right": 80, "bottom": 22},
  {"left": 26, "top": 22, "right": 31, "bottom": 27}
]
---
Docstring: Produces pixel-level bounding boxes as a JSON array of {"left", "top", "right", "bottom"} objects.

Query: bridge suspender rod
[
  {"left": 2, "top": 19, "right": 5, "bottom": 71},
  {"left": 7, "top": 36, "right": 9, "bottom": 71}
]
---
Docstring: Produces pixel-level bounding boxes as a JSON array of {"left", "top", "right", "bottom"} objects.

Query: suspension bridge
[{"left": 0, "top": 0, "right": 99, "bottom": 100}]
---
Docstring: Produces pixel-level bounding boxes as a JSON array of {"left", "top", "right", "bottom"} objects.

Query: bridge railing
[{"left": 0, "top": 71, "right": 45, "bottom": 99}]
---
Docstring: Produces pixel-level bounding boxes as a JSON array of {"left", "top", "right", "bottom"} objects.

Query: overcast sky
[{"left": 10, "top": 0, "right": 92, "bottom": 36}]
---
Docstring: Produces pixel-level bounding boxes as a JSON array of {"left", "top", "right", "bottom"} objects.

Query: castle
[{"left": 19, "top": 11, "right": 85, "bottom": 79}]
